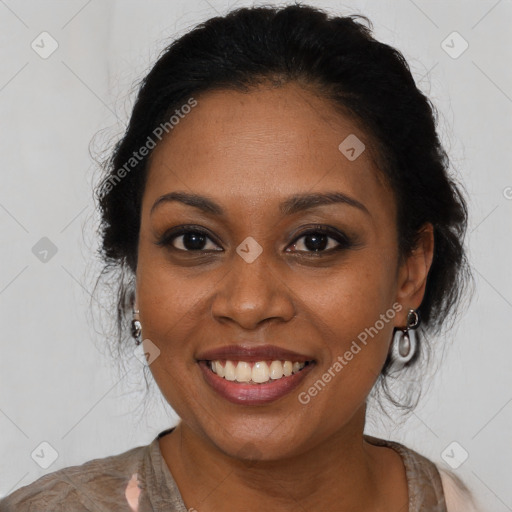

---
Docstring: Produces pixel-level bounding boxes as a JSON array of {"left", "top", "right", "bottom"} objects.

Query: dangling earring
[
  {"left": 131, "top": 309, "right": 142, "bottom": 346},
  {"left": 392, "top": 308, "right": 420, "bottom": 364}
]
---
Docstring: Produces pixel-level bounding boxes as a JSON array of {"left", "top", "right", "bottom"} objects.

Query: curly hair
[{"left": 91, "top": 3, "right": 473, "bottom": 416}]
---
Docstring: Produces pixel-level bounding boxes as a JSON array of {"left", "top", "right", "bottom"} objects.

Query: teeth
[
  {"left": 209, "top": 360, "right": 307, "bottom": 384},
  {"left": 235, "top": 361, "right": 252, "bottom": 382},
  {"left": 269, "top": 360, "right": 283, "bottom": 380},
  {"left": 214, "top": 361, "right": 225, "bottom": 378},
  {"left": 252, "top": 361, "right": 269, "bottom": 383},
  {"left": 224, "top": 361, "right": 236, "bottom": 381}
]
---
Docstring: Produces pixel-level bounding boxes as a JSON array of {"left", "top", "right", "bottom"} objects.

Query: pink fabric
[
  {"left": 125, "top": 473, "right": 141, "bottom": 511},
  {"left": 439, "top": 469, "right": 483, "bottom": 512}
]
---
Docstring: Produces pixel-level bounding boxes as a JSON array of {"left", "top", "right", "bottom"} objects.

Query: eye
[
  {"left": 286, "top": 226, "right": 352, "bottom": 254},
  {"left": 156, "top": 226, "right": 222, "bottom": 252},
  {"left": 156, "top": 224, "right": 353, "bottom": 254}
]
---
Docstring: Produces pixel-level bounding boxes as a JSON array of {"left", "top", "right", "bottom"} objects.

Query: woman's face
[{"left": 135, "top": 82, "right": 428, "bottom": 460}]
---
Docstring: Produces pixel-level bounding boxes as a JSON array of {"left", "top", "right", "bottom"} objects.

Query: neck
[{"left": 159, "top": 404, "right": 387, "bottom": 511}]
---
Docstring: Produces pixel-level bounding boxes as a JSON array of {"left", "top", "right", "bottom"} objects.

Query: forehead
[{"left": 143, "top": 83, "right": 394, "bottom": 219}]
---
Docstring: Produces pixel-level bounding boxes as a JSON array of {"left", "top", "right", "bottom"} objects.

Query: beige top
[{"left": 0, "top": 428, "right": 482, "bottom": 512}]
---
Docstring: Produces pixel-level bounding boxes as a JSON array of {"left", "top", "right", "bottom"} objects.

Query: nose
[{"left": 210, "top": 249, "right": 296, "bottom": 330}]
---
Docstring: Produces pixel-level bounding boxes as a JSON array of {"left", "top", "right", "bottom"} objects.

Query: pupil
[
  {"left": 305, "top": 233, "right": 327, "bottom": 251},
  {"left": 184, "top": 232, "right": 206, "bottom": 250}
]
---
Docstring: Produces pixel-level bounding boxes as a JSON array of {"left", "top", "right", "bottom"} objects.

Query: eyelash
[{"left": 155, "top": 224, "right": 353, "bottom": 255}]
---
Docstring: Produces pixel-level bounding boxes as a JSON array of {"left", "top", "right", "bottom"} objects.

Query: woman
[{"left": 1, "top": 4, "right": 483, "bottom": 511}]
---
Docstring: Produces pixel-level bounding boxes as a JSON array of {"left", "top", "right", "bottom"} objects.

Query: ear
[{"left": 395, "top": 222, "right": 435, "bottom": 325}]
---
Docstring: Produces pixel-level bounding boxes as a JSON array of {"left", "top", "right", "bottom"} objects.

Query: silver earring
[
  {"left": 131, "top": 309, "right": 142, "bottom": 346},
  {"left": 392, "top": 309, "right": 420, "bottom": 364}
]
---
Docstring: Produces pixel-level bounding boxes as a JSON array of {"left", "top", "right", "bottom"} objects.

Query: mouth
[{"left": 196, "top": 345, "right": 316, "bottom": 405}]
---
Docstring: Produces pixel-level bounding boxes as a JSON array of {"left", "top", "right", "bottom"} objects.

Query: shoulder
[
  {"left": 364, "top": 434, "right": 485, "bottom": 511},
  {"left": 0, "top": 443, "right": 148, "bottom": 512},
  {"left": 438, "top": 467, "right": 485, "bottom": 512}
]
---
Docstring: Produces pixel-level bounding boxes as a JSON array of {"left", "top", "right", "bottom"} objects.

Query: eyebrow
[{"left": 150, "top": 191, "right": 370, "bottom": 217}]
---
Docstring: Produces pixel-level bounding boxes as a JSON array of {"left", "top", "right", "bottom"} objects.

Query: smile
[
  {"left": 207, "top": 360, "right": 311, "bottom": 384},
  {"left": 199, "top": 359, "right": 315, "bottom": 405}
]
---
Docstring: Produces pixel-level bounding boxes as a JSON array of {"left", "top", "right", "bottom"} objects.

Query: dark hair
[{"left": 92, "top": 3, "right": 473, "bottom": 416}]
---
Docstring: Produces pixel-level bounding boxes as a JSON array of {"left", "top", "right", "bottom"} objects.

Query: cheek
[
  {"left": 134, "top": 244, "right": 206, "bottom": 392},
  {"left": 136, "top": 234, "right": 205, "bottom": 319},
  {"left": 135, "top": 253, "right": 208, "bottom": 420},
  {"left": 293, "top": 253, "right": 398, "bottom": 391},
  {"left": 137, "top": 268, "right": 203, "bottom": 357}
]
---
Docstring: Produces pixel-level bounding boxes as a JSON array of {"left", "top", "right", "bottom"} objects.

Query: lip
[
  {"left": 198, "top": 360, "right": 315, "bottom": 406},
  {"left": 196, "top": 344, "right": 314, "bottom": 363}
]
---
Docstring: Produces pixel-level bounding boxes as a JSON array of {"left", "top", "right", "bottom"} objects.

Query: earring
[
  {"left": 131, "top": 309, "right": 142, "bottom": 346},
  {"left": 392, "top": 308, "right": 420, "bottom": 364}
]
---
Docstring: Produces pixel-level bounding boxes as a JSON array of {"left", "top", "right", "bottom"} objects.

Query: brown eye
[
  {"left": 286, "top": 226, "right": 352, "bottom": 254},
  {"left": 156, "top": 226, "right": 222, "bottom": 252}
]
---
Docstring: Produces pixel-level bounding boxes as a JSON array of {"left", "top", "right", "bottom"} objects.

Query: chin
[{"left": 196, "top": 414, "right": 317, "bottom": 463}]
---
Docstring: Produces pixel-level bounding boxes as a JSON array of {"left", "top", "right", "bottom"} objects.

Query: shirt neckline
[
  {"left": 145, "top": 428, "right": 188, "bottom": 512},
  {"left": 146, "top": 428, "right": 423, "bottom": 512},
  {"left": 363, "top": 433, "right": 415, "bottom": 510}
]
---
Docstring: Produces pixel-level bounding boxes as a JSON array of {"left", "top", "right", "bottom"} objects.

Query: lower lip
[{"left": 198, "top": 361, "right": 314, "bottom": 406}]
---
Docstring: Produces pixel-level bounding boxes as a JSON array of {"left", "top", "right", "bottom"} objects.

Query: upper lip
[{"left": 196, "top": 344, "right": 314, "bottom": 363}]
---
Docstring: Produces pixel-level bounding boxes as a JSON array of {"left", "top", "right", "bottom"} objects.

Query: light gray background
[{"left": 1, "top": 0, "right": 511, "bottom": 509}]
